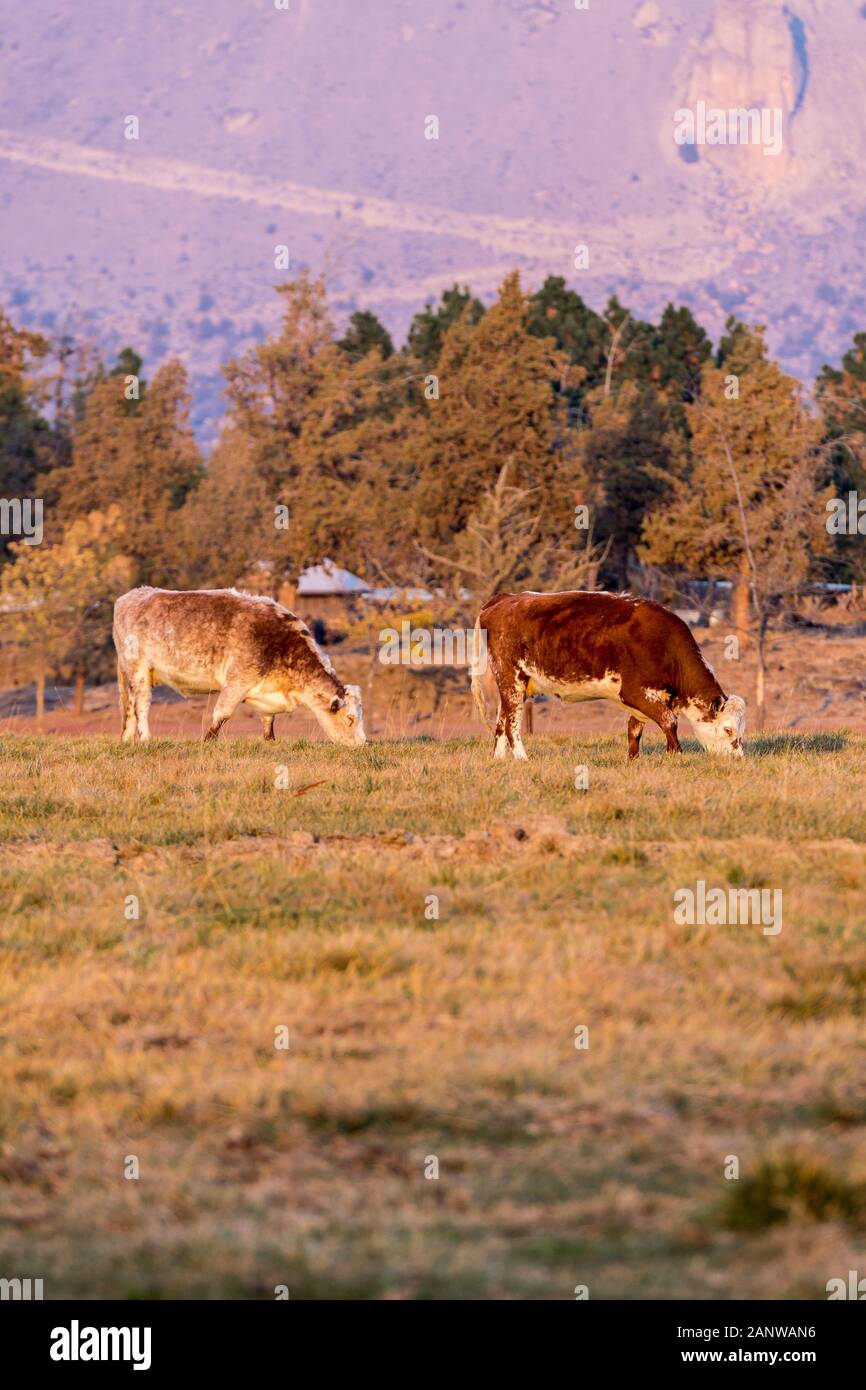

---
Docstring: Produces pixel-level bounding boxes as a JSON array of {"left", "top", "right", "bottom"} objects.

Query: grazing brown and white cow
[
  {"left": 471, "top": 590, "right": 745, "bottom": 760},
  {"left": 113, "top": 587, "right": 366, "bottom": 746}
]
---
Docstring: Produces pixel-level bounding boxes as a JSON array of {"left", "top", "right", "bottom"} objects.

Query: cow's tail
[{"left": 470, "top": 613, "right": 495, "bottom": 732}]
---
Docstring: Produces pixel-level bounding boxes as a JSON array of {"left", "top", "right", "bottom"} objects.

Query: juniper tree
[
  {"left": 640, "top": 327, "right": 829, "bottom": 724},
  {"left": 41, "top": 359, "right": 201, "bottom": 584},
  {"left": 406, "top": 283, "right": 485, "bottom": 368},
  {"left": 412, "top": 271, "right": 570, "bottom": 561},
  {"left": 337, "top": 310, "right": 394, "bottom": 361},
  {"left": 224, "top": 273, "right": 413, "bottom": 589},
  {"left": 417, "top": 460, "right": 604, "bottom": 609},
  {"left": 578, "top": 378, "right": 680, "bottom": 589},
  {"left": 0, "top": 311, "right": 52, "bottom": 562},
  {"left": 0, "top": 506, "right": 132, "bottom": 717},
  {"left": 815, "top": 331, "right": 866, "bottom": 582},
  {"left": 175, "top": 427, "right": 293, "bottom": 591}
]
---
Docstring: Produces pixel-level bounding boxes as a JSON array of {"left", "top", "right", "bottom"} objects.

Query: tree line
[{"left": 1, "top": 271, "right": 865, "bottom": 719}]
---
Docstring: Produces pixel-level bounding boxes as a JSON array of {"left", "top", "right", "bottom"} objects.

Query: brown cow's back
[{"left": 479, "top": 590, "right": 721, "bottom": 705}]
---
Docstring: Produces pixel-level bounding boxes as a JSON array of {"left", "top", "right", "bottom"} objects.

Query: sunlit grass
[{"left": 0, "top": 732, "right": 864, "bottom": 1298}]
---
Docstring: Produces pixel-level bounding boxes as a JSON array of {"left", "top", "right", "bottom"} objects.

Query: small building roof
[
  {"left": 297, "top": 559, "right": 371, "bottom": 596},
  {"left": 366, "top": 586, "right": 434, "bottom": 603}
]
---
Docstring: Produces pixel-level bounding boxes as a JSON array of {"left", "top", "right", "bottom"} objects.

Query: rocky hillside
[{"left": 1, "top": 0, "right": 864, "bottom": 437}]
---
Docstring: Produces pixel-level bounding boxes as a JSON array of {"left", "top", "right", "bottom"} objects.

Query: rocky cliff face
[
  {"left": 0, "top": 0, "right": 863, "bottom": 438},
  {"left": 675, "top": 0, "right": 799, "bottom": 181}
]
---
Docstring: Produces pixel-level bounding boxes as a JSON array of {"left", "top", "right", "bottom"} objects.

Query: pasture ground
[{"left": 0, "top": 730, "right": 864, "bottom": 1298}]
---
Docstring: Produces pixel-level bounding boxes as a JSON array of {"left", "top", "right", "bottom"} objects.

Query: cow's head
[
  {"left": 691, "top": 694, "right": 746, "bottom": 757},
  {"left": 310, "top": 683, "right": 366, "bottom": 747}
]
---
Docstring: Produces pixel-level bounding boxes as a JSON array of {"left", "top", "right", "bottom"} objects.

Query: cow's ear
[
  {"left": 329, "top": 695, "right": 345, "bottom": 714},
  {"left": 709, "top": 695, "right": 725, "bottom": 717}
]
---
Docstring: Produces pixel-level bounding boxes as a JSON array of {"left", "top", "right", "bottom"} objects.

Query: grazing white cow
[
  {"left": 113, "top": 586, "right": 365, "bottom": 746},
  {"left": 471, "top": 589, "right": 746, "bottom": 760}
]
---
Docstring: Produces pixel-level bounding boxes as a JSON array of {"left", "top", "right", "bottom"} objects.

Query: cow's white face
[
  {"left": 312, "top": 683, "right": 366, "bottom": 747},
  {"left": 690, "top": 694, "right": 746, "bottom": 757}
]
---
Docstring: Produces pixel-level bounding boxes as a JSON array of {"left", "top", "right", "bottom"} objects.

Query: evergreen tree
[
  {"left": 815, "top": 331, "right": 866, "bottom": 581},
  {"left": 406, "top": 283, "right": 485, "bottom": 367},
  {"left": 418, "top": 461, "right": 603, "bottom": 608},
  {"left": 412, "top": 272, "right": 569, "bottom": 560},
  {"left": 0, "top": 506, "right": 132, "bottom": 717},
  {"left": 41, "top": 358, "right": 202, "bottom": 583},
  {"left": 0, "top": 311, "right": 52, "bottom": 561},
  {"left": 177, "top": 428, "right": 290, "bottom": 591},
  {"left": 337, "top": 310, "right": 394, "bottom": 361},
  {"left": 641, "top": 327, "right": 829, "bottom": 722},
  {"left": 578, "top": 379, "right": 680, "bottom": 589},
  {"left": 108, "top": 346, "right": 148, "bottom": 413},
  {"left": 651, "top": 303, "right": 713, "bottom": 405},
  {"left": 224, "top": 273, "right": 414, "bottom": 587},
  {"left": 527, "top": 276, "right": 608, "bottom": 403}
]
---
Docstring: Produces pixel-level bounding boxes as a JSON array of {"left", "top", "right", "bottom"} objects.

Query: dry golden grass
[{"left": 0, "top": 729, "right": 864, "bottom": 1299}]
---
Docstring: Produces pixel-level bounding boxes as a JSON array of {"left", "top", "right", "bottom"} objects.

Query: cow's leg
[
  {"left": 490, "top": 671, "right": 508, "bottom": 758},
  {"left": 118, "top": 663, "right": 137, "bottom": 742},
  {"left": 622, "top": 688, "right": 681, "bottom": 755},
  {"left": 500, "top": 670, "right": 528, "bottom": 761},
  {"left": 129, "top": 669, "right": 152, "bottom": 742},
  {"left": 664, "top": 718, "right": 682, "bottom": 754},
  {"left": 654, "top": 704, "right": 681, "bottom": 754},
  {"left": 204, "top": 684, "right": 247, "bottom": 742},
  {"left": 627, "top": 715, "right": 645, "bottom": 760},
  {"left": 506, "top": 701, "right": 528, "bottom": 760},
  {"left": 490, "top": 661, "right": 518, "bottom": 758},
  {"left": 261, "top": 714, "right": 276, "bottom": 741}
]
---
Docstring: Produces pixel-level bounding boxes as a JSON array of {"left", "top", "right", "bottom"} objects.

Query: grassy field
[{"left": 1, "top": 729, "right": 864, "bottom": 1299}]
